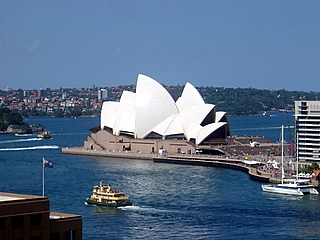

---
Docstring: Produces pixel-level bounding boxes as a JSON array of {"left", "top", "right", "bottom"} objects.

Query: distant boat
[
  {"left": 261, "top": 111, "right": 269, "bottom": 116},
  {"left": 38, "top": 131, "right": 52, "bottom": 139},
  {"left": 261, "top": 125, "right": 318, "bottom": 196},
  {"left": 85, "top": 181, "right": 132, "bottom": 207},
  {"left": 15, "top": 134, "right": 33, "bottom": 136}
]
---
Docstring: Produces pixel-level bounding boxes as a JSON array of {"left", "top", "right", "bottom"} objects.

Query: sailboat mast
[
  {"left": 281, "top": 125, "right": 284, "bottom": 184},
  {"left": 296, "top": 132, "right": 299, "bottom": 180}
]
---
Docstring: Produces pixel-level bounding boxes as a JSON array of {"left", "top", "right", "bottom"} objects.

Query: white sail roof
[
  {"left": 100, "top": 101, "right": 119, "bottom": 130},
  {"left": 113, "top": 91, "right": 136, "bottom": 135},
  {"left": 215, "top": 111, "right": 226, "bottom": 123},
  {"left": 135, "top": 74, "right": 178, "bottom": 139},
  {"left": 176, "top": 82, "right": 205, "bottom": 112},
  {"left": 151, "top": 113, "right": 182, "bottom": 137},
  {"left": 186, "top": 122, "right": 203, "bottom": 140},
  {"left": 196, "top": 122, "right": 227, "bottom": 144},
  {"left": 179, "top": 104, "right": 215, "bottom": 127},
  {"left": 100, "top": 74, "right": 229, "bottom": 145}
]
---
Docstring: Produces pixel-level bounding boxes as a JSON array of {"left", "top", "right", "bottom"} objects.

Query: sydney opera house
[{"left": 84, "top": 74, "right": 230, "bottom": 155}]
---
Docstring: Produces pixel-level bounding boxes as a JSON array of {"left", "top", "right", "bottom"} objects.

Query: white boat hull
[
  {"left": 261, "top": 126, "right": 319, "bottom": 196},
  {"left": 262, "top": 183, "right": 319, "bottom": 196},
  {"left": 299, "top": 187, "right": 319, "bottom": 195},
  {"left": 262, "top": 184, "right": 304, "bottom": 196}
]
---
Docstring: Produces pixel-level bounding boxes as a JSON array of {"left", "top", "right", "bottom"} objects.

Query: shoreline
[
  {"left": 62, "top": 147, "right": 271, "bottom": 182},
  {"left": 62, "top": 147, "right": 156, "bottom": 160}
]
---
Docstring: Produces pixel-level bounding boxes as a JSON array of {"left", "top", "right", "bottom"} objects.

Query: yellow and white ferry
[
  {"left": 38, "top": 131, "right": 52, "bottom": 139},
  {"left": 85, "top": 181, "right": 132, "bottom": 207}
]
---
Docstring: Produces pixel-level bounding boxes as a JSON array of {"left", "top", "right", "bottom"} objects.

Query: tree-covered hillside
[
  {"left": 167, "top": 86, "right": 320, "bottom": 115},
  {"left": 0, "top": 107, "right": 28, "bottom": 131}
]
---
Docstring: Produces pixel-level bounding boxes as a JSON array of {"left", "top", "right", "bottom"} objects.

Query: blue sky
[{"left": 1, "top": 1, "right": 319, "bottom": 91}]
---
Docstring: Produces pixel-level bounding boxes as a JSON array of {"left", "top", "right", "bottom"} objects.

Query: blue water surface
[{"left": 1, "top": 113, "right": 319, "bottom": 239}]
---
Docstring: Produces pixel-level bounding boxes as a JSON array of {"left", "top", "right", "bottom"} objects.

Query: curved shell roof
[
  {"left": 100, "top": 74, "right": 229, "bottom": 145},
  {"left": 101, "top": 101, "right": 119, "bottom": 131},
  {"left": 135, "top": 74, "right": 179, "bottom": 139},
  {"left": 113, "top": 91, "right": 136, "bottom": 135},
  {"left": 176, "top": 82, "right": 205, "bottom": 112}
]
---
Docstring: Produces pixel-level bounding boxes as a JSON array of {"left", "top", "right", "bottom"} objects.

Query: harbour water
[{"left": 1, "top": 113, "right": 320, "bottom": 239}]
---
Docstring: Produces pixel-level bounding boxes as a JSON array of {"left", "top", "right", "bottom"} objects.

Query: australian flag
[{"left": 43, "top": 158, "right": 53, "bottom": 168}]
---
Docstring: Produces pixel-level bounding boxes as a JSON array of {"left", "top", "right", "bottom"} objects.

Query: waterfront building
[
  {"left": 295, "top": 100, "right": 320, "bottom": 163},
  {"left": 0, "top": 192, "right": 82, "bottom": 240},
  {"left": 62, "top": 92, "right": 67, "bottom": 100},
  {"left": 98, "top": 88, "right": 108, "bottom": 101},
  {"left": 84, "top": 74, "right": 230, "bottom": 155},
  {"left": 6, "top": 125, "right": 25, "bottom": 134},
  {"left": 23, "top": 90, "right": 29, "bottom": 97},
  {"left": 38, "top": 89, "right": 44, "bottom": 98}
]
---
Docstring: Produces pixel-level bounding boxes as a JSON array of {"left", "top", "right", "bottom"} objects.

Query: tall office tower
[{"left": 295, "top": 101, "right": 320, "bottom": 163}]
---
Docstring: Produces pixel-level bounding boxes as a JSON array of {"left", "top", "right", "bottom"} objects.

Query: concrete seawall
[
  {"left": 62, "top": 147, "right": 155, "bottom": 160},
  {"left": 153, "top": 156, "right": 270, "bottom": 182},
  {"left": 62, "top": 147, "right": 271, "bottom": 182}
]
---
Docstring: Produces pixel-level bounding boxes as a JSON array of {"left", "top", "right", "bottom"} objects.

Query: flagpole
[
  {"left": 42, "top": 157, "right": 53, "bottom": 197},
  {"left": 42, "top": 157, "right": 45, "bottom": 197}
]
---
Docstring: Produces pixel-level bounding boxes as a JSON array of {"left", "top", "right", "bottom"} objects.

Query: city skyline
[{"left": 1, "top": 1, "right": 320, "bottom": 91}]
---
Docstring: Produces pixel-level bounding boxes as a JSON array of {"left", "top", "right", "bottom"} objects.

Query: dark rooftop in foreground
[{"left": 0, "top": 192, "right": 82, "bottom": 240}]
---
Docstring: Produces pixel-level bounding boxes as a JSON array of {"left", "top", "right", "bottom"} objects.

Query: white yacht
[
  {"left": 261, "top": 125, "right": 319, "bottom": 196},
  {"left": 262, "top": 179, "right": 318, "bottom": 196}
]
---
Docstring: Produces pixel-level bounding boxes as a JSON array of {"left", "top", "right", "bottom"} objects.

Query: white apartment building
[
  {"left": 295, "top": 101, "right": 320, "bottom": 163},
  {"left": 98, "top": 88, "right": 108, "bottom": 100}
]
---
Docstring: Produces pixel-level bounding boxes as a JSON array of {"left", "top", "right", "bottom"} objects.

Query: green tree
[
  {"left": 305, "top": 162, "right": 320, "bottom": 173},
  {"left": 0, "top": 107, "right": 27, "bottom": 131}
]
